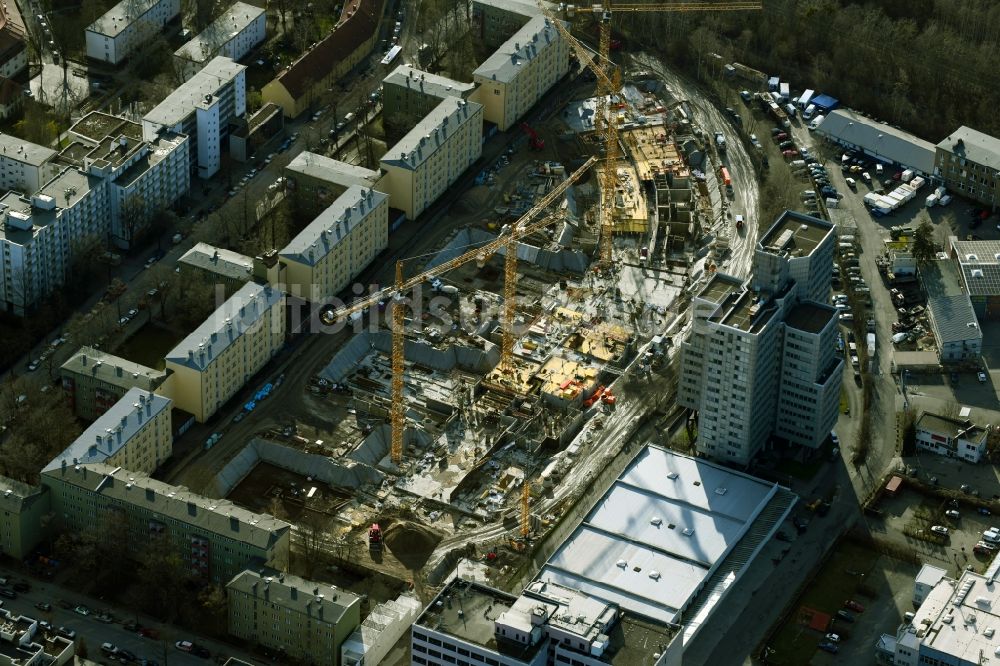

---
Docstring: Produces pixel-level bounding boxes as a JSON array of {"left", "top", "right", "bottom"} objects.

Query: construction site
[{"left": 152, "top": 4, "right": 769, "bottom": 638}]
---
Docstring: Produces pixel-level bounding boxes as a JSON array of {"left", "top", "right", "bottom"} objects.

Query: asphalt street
[{"left": 0, "top": 567, "right": 264, "bottom": 665}]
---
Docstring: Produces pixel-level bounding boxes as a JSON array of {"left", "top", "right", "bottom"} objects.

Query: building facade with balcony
[
  {"left": 678, "top": 212, "right": 841, "bottom": 466},
  {"left": 142, "top": 56, "right": 246, "bottom": 179}
]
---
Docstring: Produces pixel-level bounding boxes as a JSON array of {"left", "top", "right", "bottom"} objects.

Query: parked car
[
  {"left": 930, "top": 525, "right": 949, "bottom": 535},
  {"left": 782, "top": 149, "right": 799, "bottom": 158},
  {"left": 825, "top": 633, "right": 841, "bottom": 643},
  {"left": 175, "top": 641, "right": 194, "bottom": 653},
  {"left": 73, "top": 605, "right": 90, "bottom": 616},
  {"left": 980, "top": 508, "right": 992, "bottom": 516},
  {"left": 836, "top": 610, "right": 855, "bottom": 623},
  {"left": 979, "top": 371, "right": 988, "bottom": 383},
  {"left": 946, "top": 509, "right": 960, "bottom": 519},
  {"left": 0, "top": 589, "right": 16, "bottom": 599},
  {"left": 56, "top": 627, "right": 75, "bottom": 640},
  {"left": 844, "top": 600, "right": 865, "bottom": 613},
  {"left": 34, "top": 602, "right": 51, "bottom": 612},
  {"left": 818, "top": 642, "right": 839, "bottom": 654},
  {"left": 845, "top": 177, "right": 856, "bottom": 189}
]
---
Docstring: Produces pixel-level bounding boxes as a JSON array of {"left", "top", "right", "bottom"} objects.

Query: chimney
[
  {"left": 116, "top": 366, "right": 123, "bottom": 377},
  {"left": 290, "top": 587, "right": 298, "bottom": 600}
]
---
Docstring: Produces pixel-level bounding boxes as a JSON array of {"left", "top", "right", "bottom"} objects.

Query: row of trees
[{"left": 614, "top": 0, "right": 1000, "bottom": 141}]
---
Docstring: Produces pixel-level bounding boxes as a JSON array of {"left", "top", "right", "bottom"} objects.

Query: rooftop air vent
[
  {"left": 649, "top": 571, "right": 660, "bottom": 580},
  {"left": 682, "top": 528, "right": 695, "bottom": 536},
  {"left": 650, "top": 517, "right": 662, "bottom": 527},
  {"left": 667, "top": 472, "right": 678, "bottom": 480},
  {"left": 616, "top": 559, "right": 627, "bottom": 568},
  {"left": 715, "top": 487, "right": 728, "bottom": 495}
]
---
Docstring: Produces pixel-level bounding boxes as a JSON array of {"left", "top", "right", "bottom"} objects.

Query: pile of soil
[{"left": 382, "top": 519, "right": 443, "bottom": 571}]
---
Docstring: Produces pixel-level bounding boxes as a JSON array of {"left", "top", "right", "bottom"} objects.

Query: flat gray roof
[
  {"left": 384, "top": 65, "right": 474, "bottom": 100},
  {"left": 42, "top": 461, "right": 289, "bottom": 550},
  {"left": 42, "top": 388, "right": 170, "bottom": 474},
  {"left": 784, "top": 302, "right": 837, "bottom": 334},
  {"left": 280, "top": 185, "right": 387, "bottom": 266},
  {"left": 88, "top": 0, "right": 176, "bottom": 38},
  {"left": 816, "top": 109, "right": 936, "bottom": 173},
  {"left": 144, "top": 56, "right": 245, "bottom": 128},
  {"left": 937, "top": 126, "right": 1000, "bottom": 172},
  {"left": 381, "top": 97, "right": 482, "bottom": 172},
  {"left": 61, "top": 345, "right": 168, "bottom": 391},
  {"left": 535, "top": 445, "right": 779, "bottom": 626},
  {"left": 179, "top": 242, "right": 253, "bottom": 281},
  {"left": 473, "top": 15, "right": 561, "bottom": 84},
  {"left": 174, "top": 2, "right": 265, "bottom": 64},
  {"left": 165, "top": 282, "right": 283, "bottom": 371},
  {"left": 758, "top": 210, "right": 834, "bottom": 258},
  {"left": 473, "top": 0, "right": 550, "bottom": 17},
  {"left": 0, "top": 133, "right": 56, "bottom": 167},
  {"left": 285, "top": 152, "right": 380, "bottom": 190},
  {"left": 921, "top": 259, "right": 965, "bottom": 300}
]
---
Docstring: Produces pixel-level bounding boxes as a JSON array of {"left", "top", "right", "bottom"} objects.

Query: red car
[
  {"left": 844, "top": 600, "right": 865, "bottom": 613},
  {"left": 892, "top": 171, "right": 903, "bottom": 180},
  {"left": 783, "top": 150, "right": 799, "bottom": 158},
  {"left": 139, "top": 627, "right": 159, "bottom": 639},
  {"left": 773, "top": 132, "right": 788, "bottom": 141}
]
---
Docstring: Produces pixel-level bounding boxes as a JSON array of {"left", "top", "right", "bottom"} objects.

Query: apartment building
[
  {"left": 142, "top": 56, "right": 246, "bottom": 179},
  {"left": 340, "top": 595, "right": 422, "bottom": 666},
  {"left": 0, "top": 168, "right": 111, "bottom": 315},
  {"left": 60, "top": 346, "right": 169, "bottom": 421},
  {"left": 65, "top": 112, "right": 190, "bottom": 248},
  {"left": 174, "top": 2, "right": 266, "bottom": 81},
  {"left": 915, "top": 412, "right": 990, "bottom": 463},
  {"left": 262, "top": 0, "right": 384, "bottom": 118},
  {"left": 227, "top": 569, "right": 361, "bottom": 666},
  {"left": 379, "top": 97, "right": 483, "bottom": 220},
  {"left": 935, "top": 126, "right": 1000, "bottom": 211},
  {"left": 0, "top": 79, "right": 22, "bottom": 120},
  {"left": 679, "top": 212, "right": 841, "bottom": 466},
  {"left": 165, "top": 282, "right": 285, "bottom": 422},
  {"left": 0, "top": 608, "right": 74, "bottom": 664},
  {"left": 470, "top": 15, "right": 569, "bottom": 132},
  {"left": 85, "top": 0, "right": 180, "bottom": 65},
  {"left": 0, "top": 133, "right": 58, "bottom": 193},
  {"left": 44, "top": 388, "right": 172, "bottom": 476},
  {"left": 471, "top": 0, "right": 554, "bottom": 49},
  {"left": 0, "top": 6, "right": 27, "bottom": 81},
  {"left": 42, "top": 462, "right": 290, "bottom": 583},
  {"left": 279, "top": 186, "right": 388, "bottom": 304},
  {"left": 178, "top": 242, "right": 253, "bottom": 294},
  {"left": 0, "top": 476, "right": 49, "bottom": 560},
  {"left": 382, "top": 66, "right": 475, "bottom": 143},
  {"left": 284, "top": 152, "right": 379, "bottom": 216}
]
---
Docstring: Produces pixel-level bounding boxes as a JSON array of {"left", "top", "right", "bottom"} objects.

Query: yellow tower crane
[
  {"left": 538, "top": 1, "right": 762, "bottom": 265},
  {"left": 327, "top": 157, "right": 598, "bottom": 464}
]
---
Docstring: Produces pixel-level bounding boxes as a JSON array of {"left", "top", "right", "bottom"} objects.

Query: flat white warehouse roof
[{"left": 536, "top": 446, "right": 779, "bottom": 626}]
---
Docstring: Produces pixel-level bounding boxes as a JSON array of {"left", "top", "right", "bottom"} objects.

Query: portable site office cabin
[{"left": 779, "top": 82, "right": 790, "bottom": 102}]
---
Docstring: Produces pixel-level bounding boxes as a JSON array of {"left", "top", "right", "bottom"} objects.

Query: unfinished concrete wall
[
  {"left": 427, "top": 228, "right": 590, "bottom": 277},
  {"left": 210, "top": 438, "right": 384, "bottom": 497},
  {"left": 319, "top": 330, "right": 501, "bottom": 383}
]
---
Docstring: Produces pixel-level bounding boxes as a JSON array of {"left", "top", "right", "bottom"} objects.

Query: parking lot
[{"left": 765, "top": 537, "right": 918, "bottom": 665}]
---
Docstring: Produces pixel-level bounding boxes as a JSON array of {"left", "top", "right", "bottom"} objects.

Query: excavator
[{"left": 520, "top": 122, "right": 545, "bottom": 151}]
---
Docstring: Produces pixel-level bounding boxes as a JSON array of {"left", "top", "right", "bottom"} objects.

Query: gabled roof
[
  {"left": 42, "top": 388, "right": 171, "bottom": 474},
  {"left": 937, "top": 126, "right": 1000, "bottom": 172},
  {"left": 926, "top": 293, "right": 981, "bottom": 345},
  {"left": 380, "top": 97, "right": 482, "bottom": 171},
  {"left": 165, "top": 282, "right": 283, "bottom": 371},
  {"left": 227, "top": 568, "right": 361, "bottom": 621},
  {"left": 174, "top": 1, "right": 265, "bottom": 65},
  {"left": 473, "top": 15, "right": 562, "bottom": 85},
  {"left": 273, "top": 0, "right": 384, "bottom": 100},
  {"left": 816, "top": 109, "right": 935, "bottom": 173},
  {"left": 280, "top": 185, "right": 388, "bottom": 266},
  {"left": 42, "top": 462, "right": 289, "bottom": 550}
]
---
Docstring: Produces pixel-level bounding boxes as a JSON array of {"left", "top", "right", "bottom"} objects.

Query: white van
[
  {"left": 344, "top": 112, "right": 355, "bottom": 123},
  {"left": 784, "top": 103, "right": 797, "bottom": 118},
  {"left": 803, "top": 103, "right": 817, "bottom": 119},
  {"left": 808, "top": 114, "right": 826, "bottom": 130}
]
